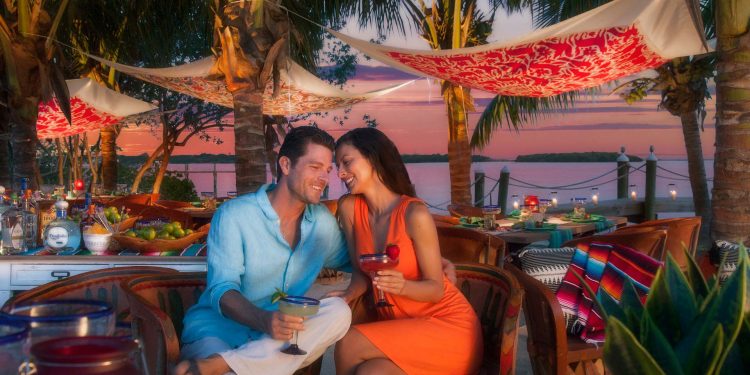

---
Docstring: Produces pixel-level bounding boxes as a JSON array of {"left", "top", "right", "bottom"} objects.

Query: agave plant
[{"left": 599, "top": 248, "right": 749, "bottom": 375}]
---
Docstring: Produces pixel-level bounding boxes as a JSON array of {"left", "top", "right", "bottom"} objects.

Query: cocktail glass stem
[
  {"left": 372, "top": 273, "right": 393, "bottom": 307},
  {"left": 281, "top": 330, "right": 306, "bottom": 355}
]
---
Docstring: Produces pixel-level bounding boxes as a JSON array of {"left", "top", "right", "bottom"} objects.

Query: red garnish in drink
[{"left": 385, "top": 244, "right": 400, "bottom": 260}]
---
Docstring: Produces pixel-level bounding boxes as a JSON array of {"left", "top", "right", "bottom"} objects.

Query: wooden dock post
[
  {"left": 474, "top": 171, "right": 485, "bottom": 207},
  {"left": 212, "top": 163, "right": 218, "bottom": 198},
  {"left": 617, "top": 146, "right": 630, "bottom": 199},
  {"left": 645, "top": 146, "right": 657, "bottom": 220},
  {"left": 497, "top": 166, "right": 510, "bottom": 214}
]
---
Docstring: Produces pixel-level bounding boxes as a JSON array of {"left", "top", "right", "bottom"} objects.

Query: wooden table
[
  {"left": 176, "top": 207, "right": 216, "bottom": 219},
  {"left": 491, "top": 216, "right": 628, "bottom": 246}
]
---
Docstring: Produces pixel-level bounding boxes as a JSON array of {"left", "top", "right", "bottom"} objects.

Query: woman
[{"left": 332, "top": 128, "right": 482, "bottom": 375}]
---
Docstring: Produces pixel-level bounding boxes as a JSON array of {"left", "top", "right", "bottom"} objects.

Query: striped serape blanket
[{"left": 556, "top": 241, "right": 662, "bottom": 343}]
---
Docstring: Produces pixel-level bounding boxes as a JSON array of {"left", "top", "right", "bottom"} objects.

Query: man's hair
[{"left": 277, "top": 126, "right": 335, "bottom": 180}]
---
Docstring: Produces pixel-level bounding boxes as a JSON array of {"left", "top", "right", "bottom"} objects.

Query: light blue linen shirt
[{"left": 181, "top": 184, "right": 350, "bottom": 348}]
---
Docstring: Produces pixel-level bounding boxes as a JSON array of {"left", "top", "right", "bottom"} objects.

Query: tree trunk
[
  {"left": 56, "top": 139, "right": 65, "bottom": 186},
  {"left": 232, "top": 90, "right": 267, "bottom": 194},
  {"left": 712, "top": 0, "right": 750, "bottom": 245},
  {"left": 0, "top": 106, "right": 10, "bottom": 188},
  {"left": 679, "top": 111, "right": 712, "bottom": 247},
  {"left": 444, "top": 83, "right": 472, "bottom": 206},
  {"left": 151, "top": 147, "right": 172, "bottom": 195},
  {"left": 9, "top": 100, "right": 39, "bottom": 191},
  {"left": 131, "top": 144, "right": 164, "bottom": 193},
  {"left": 100, "top": 126, "right": 118, "bottom": 192}
]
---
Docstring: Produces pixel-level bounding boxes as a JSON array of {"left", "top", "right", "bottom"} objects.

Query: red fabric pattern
[
  {"left": 37, "top": 97, "right": 123, "bottom": 139},
  {"left": 385, "top": 25, "right": 665, "bottom": 97}
]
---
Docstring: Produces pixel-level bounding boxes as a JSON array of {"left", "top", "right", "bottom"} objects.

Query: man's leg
[
  {"left": 176, "top": 337, "right": 234, "bottom": 375},
  {"left": 221, "top": 297, "right": 351, "bottom": 375}
]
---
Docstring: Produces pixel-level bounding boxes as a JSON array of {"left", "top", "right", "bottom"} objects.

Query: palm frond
[
  {"left": 471, "top": 91, "right": 581, "bottom": 150},
  {"left": 531, "top": 0, "right": 609, "bottom": 29}
]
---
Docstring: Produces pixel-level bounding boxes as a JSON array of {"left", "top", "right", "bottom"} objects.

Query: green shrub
[
  {"left": 601, "top": 248, "right": 749, "bottom": 375},
  {"left": 159, "top": 173, "right": 198, "bottom": 202}
]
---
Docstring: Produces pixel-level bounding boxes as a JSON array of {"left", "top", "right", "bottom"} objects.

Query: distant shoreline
[{"left": 118, "top": 152, "right": 701, "bottom": 165}]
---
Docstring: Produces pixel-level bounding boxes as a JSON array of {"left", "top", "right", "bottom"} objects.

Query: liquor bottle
[
  {"left": 43, "top": 200, "right": 81, "bottom": 253},
  {"left": 0, "top": 186, "right": 8, "bottom": 249},
  {"left": 80, "top": 204, "right": 97, "bottom": 237},
  {"left": 1, "top": 195, "right": 23, "bottom": 254},
  {"left": 20, "top": 189, "right": 38, "bottom": 249}
]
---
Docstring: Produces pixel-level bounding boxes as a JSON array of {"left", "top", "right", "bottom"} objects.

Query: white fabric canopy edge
[{"left": 66, "top": 78, "right": 156, "bottom": 117}]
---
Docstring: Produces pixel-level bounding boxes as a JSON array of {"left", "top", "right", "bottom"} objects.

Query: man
[{"left": 175, "top": 126, "right": 352, "bottom": 375}]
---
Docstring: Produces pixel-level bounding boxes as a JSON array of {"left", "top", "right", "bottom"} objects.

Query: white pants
[{"left": 180, "top": 297, "right": 351, "bottom": 375}]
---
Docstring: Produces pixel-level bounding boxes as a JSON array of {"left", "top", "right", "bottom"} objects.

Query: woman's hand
[{"left": 374, "top": 270, "right": 407, "bottom": 295}]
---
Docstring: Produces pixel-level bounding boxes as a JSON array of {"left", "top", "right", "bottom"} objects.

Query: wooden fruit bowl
[{"left": 112, "top": 224, "right": 209, "bottom": 254}]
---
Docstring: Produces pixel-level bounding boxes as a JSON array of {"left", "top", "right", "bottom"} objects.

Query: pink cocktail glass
[{"left": 359, "top": 253, "right": 399, "bottom": 308}]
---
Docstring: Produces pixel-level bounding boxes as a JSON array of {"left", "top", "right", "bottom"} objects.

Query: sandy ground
[{"left": 307, "top": 274, "right": 534, "bottom": 375}]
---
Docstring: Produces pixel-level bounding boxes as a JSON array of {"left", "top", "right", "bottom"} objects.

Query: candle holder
[
  {"left": 668, "top": 184, "right": 677, "bottom": 200},
  {"left": 630, "top": 185, "right": 638, "bottom": 200},
  {"left": 591, "top": 188, "right": 599, "bottom": 205},
  {"left": 550, "top": 191, "right": 558, "bottom": 207},
  {"left": 511, "top": 194, "right": 520, "bottom": 210}
]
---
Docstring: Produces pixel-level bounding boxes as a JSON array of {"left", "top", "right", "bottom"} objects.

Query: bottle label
[
  {"left": 10, "top": 224, "right": 23, "bottom": 249},
  {"left": 46, "top": 227, "right": 69, "bottom": 249}
]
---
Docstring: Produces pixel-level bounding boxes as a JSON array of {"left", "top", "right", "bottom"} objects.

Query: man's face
[{"left": 280, "top": 143, "right": 333, "bottom": 205}]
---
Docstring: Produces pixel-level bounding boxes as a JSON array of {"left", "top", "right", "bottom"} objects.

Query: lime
[
  {"left": 171, "top": 221, "right": 182, "bottom": 229},
  {"left": 112, "top": 213, "right": 121, "bottom": 223},
  {"left": 173, "top": 228, "right": 185, "bottom": 238},
  {"left": 168, "top": 235, "right": 176, "bottom": 240},
  {"left": 125, "top": 230, "right": 137, "bottom": 238},
  {"left": 163, "top": 224, "right": 175, "bottom": 234},
  {"left": 157, "top": 233, "right": 171, "bottom": 240},
  {"left": 184, "top": 229, "right": 194, "bottom": 235},
  {"left": 146, "top": 228, "right": 157, "bottom": 241}
]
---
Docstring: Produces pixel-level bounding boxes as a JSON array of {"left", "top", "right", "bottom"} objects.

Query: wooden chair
[
  {"left": 455, "top": 263, "right": 524, "bottom": 375},
  {"left": 507, "top": 265, "right": 605, "bottom": 375},
  {"left": 123, "top": 273, "right": 322, "bottom": 375},
  {"left": 616, "top": 217, "right": 701, "bottom": 269},
  {"left": 2, "top": 266, "right": 177, "bottom": 323},
  {"left": 437, "top": 226, "right": 506, "bottom": 267},
  {"left": 562, "top": 227, "right": 668, "bottom": 261}
]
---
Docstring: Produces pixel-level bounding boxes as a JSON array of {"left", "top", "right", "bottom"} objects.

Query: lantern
[
  {"left": 550, "top": 191, "right": 558, "bottom": 207},
  {"left": 668, "top": 184, "right": 677, "bottom": 200},
  {"left": 524, "top": 195, "right": 540, "bottom": 212},
  {"left": 511, "top": 194, "right": 520, "bottom": 210},
  {"left": 591, "top": 187, "right": 599, "bottom": 205},
  {"left": 629, "top": 184, "right": 638, "bottom": 200},
  {"left": 74, "top": 179, "right": 85, "bottom": 191}
]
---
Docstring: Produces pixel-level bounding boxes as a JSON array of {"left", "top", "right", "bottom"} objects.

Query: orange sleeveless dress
[{"left": 352, "top": 195, "right": 483, "bottom": 375}]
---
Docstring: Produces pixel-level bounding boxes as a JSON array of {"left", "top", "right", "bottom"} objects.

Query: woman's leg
[{"left": 334, "top": 328, "right": 405, "bottom": 375}]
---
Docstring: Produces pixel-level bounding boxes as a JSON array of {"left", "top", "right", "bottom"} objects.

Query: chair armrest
[{"left": 125, "top": 288, "right": 182, "bottom": 373}]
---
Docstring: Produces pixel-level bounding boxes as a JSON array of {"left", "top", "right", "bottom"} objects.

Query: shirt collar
[{"left": 256, "top": 183, "right": 315, "bottom": 223}]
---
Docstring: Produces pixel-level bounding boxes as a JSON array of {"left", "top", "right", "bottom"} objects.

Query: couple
[{"left": 175, "top": 127, "right": 482, "bottom": 375}]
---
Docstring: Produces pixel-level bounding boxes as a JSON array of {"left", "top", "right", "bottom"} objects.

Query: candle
[
  {"left": 591, "top": 188, "right": 599, "bottom": 205},
  {"left": 668, "top": 184, "right": 677, "bottom": 200},
  {"left": 512, "top": 194, "right": 519, "bottom": 210},
  {"left": 550, "top": 191, "right": 558, "bottom": 207}
]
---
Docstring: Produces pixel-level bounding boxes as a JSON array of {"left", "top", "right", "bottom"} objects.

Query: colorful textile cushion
[
  {"left": 714, "top": 240, "right": 749, "bottom": 284},
  {"left": 517, "top": 247, "right": 576, "bottom": 293},
  {"left": 556, "top": 241, "right": 662, "bottom": 343}
]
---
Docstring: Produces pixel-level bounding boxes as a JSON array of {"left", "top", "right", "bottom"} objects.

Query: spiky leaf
[
  {"left": 664, "top": 255, "right": 698, "bottom": 340},
  {"left": 685, "top": 248, "right": 710, "bottom": 302},
  {"left": 645, "top": 268, "right": 682, "bottom": 344},
  {"left": 603, "top": 318, "right": 665, "bottom": 375},
  {"left": 639, "top": 311, "right": 684, "bottom": 375}
]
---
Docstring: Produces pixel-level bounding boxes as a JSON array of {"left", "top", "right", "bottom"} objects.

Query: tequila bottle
[
  {"left": 1, "top": 195, "right": 23, "bottom": 254},
  {"left": 43, "top": 200, "right": 81, "bottom": 253},
  {"left": 20, "top": 189, "right": 38, "bottom": 249}
]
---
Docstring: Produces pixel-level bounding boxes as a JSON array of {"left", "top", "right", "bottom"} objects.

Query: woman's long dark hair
[{"left": 336, "top": 128, "right": 416, "bottom": 197}]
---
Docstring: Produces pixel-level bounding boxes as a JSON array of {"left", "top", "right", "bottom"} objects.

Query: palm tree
[
  {"left": 0, "top": 0, "right": 71, "bottom": 190},
  {"left": 530, "top": 0, "right": 714, "bottom": 244},
  {"left": 712, "top": 0, "right": 750, "bottom": 244},
  {"left": 335, "top": 0, "right": 575, "bottom": 205}
]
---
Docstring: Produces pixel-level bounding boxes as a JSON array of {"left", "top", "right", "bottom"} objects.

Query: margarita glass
[
  {"left": 279, "top": 296, "right": 320, "bottom": 355},
  {"left": 359, "top": 253, "right": 400, "bottom": 307}
]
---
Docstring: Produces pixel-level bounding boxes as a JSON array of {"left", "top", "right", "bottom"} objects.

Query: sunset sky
[{"left": 116, "top": 9, "right": 717, "bottom": 160}]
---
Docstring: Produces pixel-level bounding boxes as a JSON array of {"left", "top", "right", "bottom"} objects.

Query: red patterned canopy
[
  {"left": 330, "top": 0, "right": 709, "bottom": 97},
  {"left": 89, "top": 56, "right": 413, "bottom": 115},
  {"left": 37, "top": 79, "right": 156, "bottom": 139}
]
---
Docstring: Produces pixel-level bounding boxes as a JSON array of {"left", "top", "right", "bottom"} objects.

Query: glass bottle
[
  {"left": 43, "top": 200, "right": 81, "bottom": 253},
  {"left": 21, "top": 189, "right": 38, "bottom": 249},
  {"left": 0, "top": 186, "right": 8, "bottom": 230},
  {"left": 1, "top": 195, "right": 24, "bottom": 254}
]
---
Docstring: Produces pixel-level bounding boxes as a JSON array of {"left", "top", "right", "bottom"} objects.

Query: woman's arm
[
  {"left": 374, "top": 203, "right": 444, "bottom": 303},
  {"left": 329, "top": 195, "right": 369, "bottom": 303}
]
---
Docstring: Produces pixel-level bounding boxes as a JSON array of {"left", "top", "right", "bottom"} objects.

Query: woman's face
[{"left": 335, "top": 143, "right": 377, "bottom": 194}]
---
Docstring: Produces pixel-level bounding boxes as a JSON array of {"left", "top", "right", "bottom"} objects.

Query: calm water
[{"left": 168, "top": 160, "right": 713, "bottom": 211}]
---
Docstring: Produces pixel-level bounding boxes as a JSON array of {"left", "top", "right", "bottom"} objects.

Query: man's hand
[
  {"left": 265, "top": 311, "right": 305, "bottom": 341},
  {"left": 441, "top": 257, "right": 456, "bottom": 285}
]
